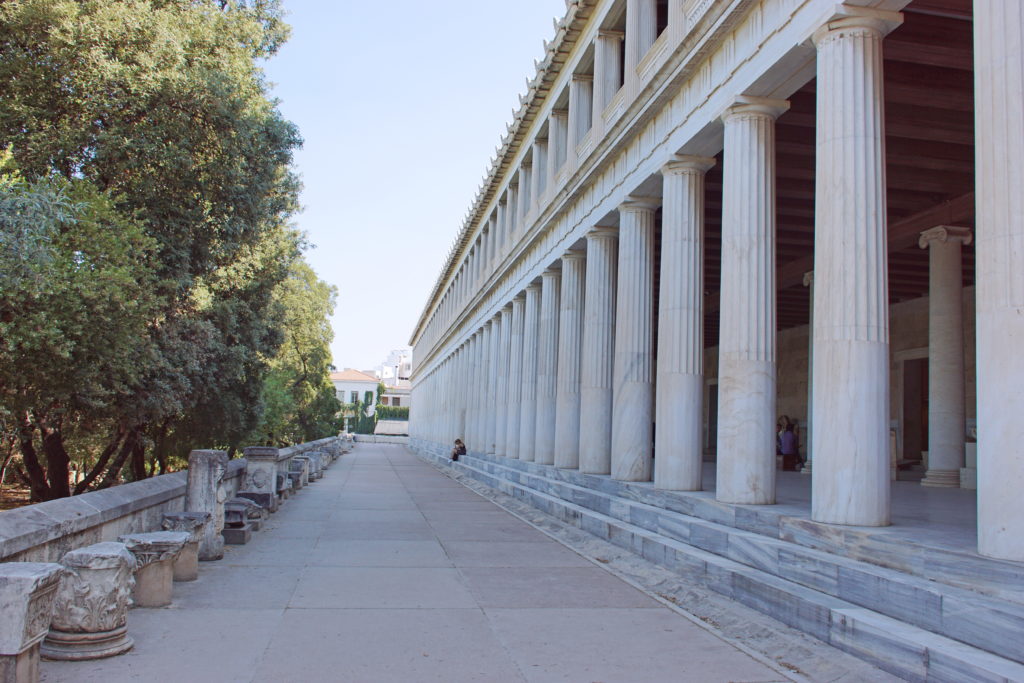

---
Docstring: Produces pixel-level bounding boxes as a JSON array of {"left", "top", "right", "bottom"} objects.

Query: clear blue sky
[{"left": 262, "top": 0, "right": 566, "bottom": 371}]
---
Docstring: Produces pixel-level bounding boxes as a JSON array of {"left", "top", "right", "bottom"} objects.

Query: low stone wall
[
  {"left": 0, "top": 435, "right": 345, "bottom": 563},
  {"left": 0, "top": 461, "right": 246, "bottom": 564},
  {"left": 353, "top": 435, "right": 408, "bottom": 445}
]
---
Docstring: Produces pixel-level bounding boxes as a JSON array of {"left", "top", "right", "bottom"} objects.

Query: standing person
[
  {"left": 451, "top": 439, "right": 466, "bottom": 462},
  {"left": 780, "top": 423, "right": 800, "bottom": 470}
]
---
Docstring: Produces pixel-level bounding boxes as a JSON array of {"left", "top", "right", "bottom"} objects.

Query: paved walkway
[{"left": 43, "top": 444, "right": 790, "bottom": 683}]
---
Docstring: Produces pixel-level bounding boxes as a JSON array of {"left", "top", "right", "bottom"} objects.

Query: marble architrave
[
  {"left": 185, "top": 449, "right": 230, "bottom": 561},
  {"left": 535, "top": 268, "right": 562, "bottom": 466},
  {"left": 0, "top": 562, "right": 64, "bottom": 681},
  {"left": 655, "top": 157, "right": 714, "bottom": 491},
  {"left": 810, "top": 11, "right": 899, "bottom": 527},
  {"left": 553, "top": 252, "right": 586, "bottom": 469},
  {"left": 974, "top": 1, "right": 1024, "bottom": 560},
  {"left": 716, "top": 97, "right": 787, "bottom": 505},
  {"left": 611, "top": 199, "right": 657, "bottom": 482},
  {"left": 42, "top": 543, "right": 135, "bottom": 661},
  {"left": 518, "top": 284, "right": 542, "bottom": 462},
  {"left": 579, "top": 227, "right": 618, "bottom": 475}
]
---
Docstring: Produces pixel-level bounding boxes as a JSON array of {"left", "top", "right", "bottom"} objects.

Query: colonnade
[{"left": 411, "top": 2, "right": 1024, "bottom": 562}]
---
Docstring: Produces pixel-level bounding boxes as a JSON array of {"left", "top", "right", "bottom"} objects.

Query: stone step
[
  {"left": 457, "top": 451, "right": 1024, "bottom": 665},
  {"left": 458, "top": 448, "right": 1024, "bottom": 605},
  {"left": 415, "top": 447, "right": 1024, "bottom": 682}
]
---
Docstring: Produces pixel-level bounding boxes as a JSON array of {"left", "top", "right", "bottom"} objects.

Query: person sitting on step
[{"left": 451, "top": 439, "right": 466, "bottom": 462}]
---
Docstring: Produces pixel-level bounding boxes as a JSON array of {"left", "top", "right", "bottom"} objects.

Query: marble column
[
  {"left": 518, "top": 166, "right": 532, "bottom": 227},
  {"left": 625, "top": 0, "right": 658, "bottom": 75},
  {"left": 486, "top": 315, "right": 501, "bottom": 454},
  {"left": 579, "top": 227, "right": 618, "bottom": 474},
  {"left": 716, "top": 96, "right": 788, "bottom": 505},
  {"left": 479, "top": 321, "right": 494, "bottom": 454},
  {"left": 497, "top": 199, "right": 507, "bottom": 258},
  {"left": 555, "top": 251, "right": 586, "bottom": 469},
  {"left": 508, "top": 186, "right": 519, "bottom": 242},
  {"left": 506, "top": 295, "right": 526, "bottom": 459},
  {"left": 569, "top": 74, "right": 594, "bottom": 149},
  {"left": 802, "top": 270, "right": 814, "bottom": 475},
  {"left": 547, "top": 110, "right": 569, "bottom": 184},
  {"left": 612, "top": 199, "right": 658, "bottom": 482},
  {"left": 919, "top": 227, "right": 972, "bottom": 487},
  {"left": 594, "top": 30, "right": 624, "bottom": 113},
  {"left": 464, "top": 335, "right": 478, "bottom": 449},
  {"left": 655, "top": 157, "right": 715, "bottom": 490},
  {"left": 532, "top": 140, "right": 548, "bottom": 204},
  {"left": 811, "top": 12, "right": 898, "bottom": 526},
  {"left": 495, "top": 305, "right": 513, "bottom": 456},
  {"left": 535, "top": 268, "right": 562, "bottom": 465},
  {"left": 186, "top": 449, "right": 229, "bottom": 560},
  {"left": 975, "top": 1, "right": 1024, "bottom": 560},
  {"left": 519, "top": 284, "right": 542, "bottom": 462}
]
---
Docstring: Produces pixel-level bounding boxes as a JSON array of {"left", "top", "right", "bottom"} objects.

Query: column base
[
  {"left": 960, "top": 466, "right": 977, "bottom": 490},
  {"left": 800, "top": 460, "right": 812, "bottom": 475},
  {"left": 921, "top": 469, "right": 961, "bottom": 488},
  {"left": 41, "top": 626, "right": 134, "bottom": 661}
]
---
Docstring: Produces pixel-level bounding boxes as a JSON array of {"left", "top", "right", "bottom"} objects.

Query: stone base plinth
[
  {"left": 173, "top": 542, "right": 199, "bottom": 582},
  {"left": 0, "top": 643, "right": 39, "bottom": 683},
  {"left": 960, "top": 467, "right": 977, "bottom": 490},
  {"left": 222, "top": 525, "right": 252, "bottom": 545},
  {"left": 921, "top": 469, "right": 960, "bottom": 488},
  {"left": 41, "top": 626, "right": 133, "bottom": 661},
  {"left": 132, "top": 559, "right": 174, "bottom": 608}
]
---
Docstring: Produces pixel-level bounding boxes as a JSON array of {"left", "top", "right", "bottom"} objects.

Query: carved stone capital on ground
[
  {"left": 0, "top": 561, "right": 65, "bottom": 680},
  {"left": 161, "top": 513, "right": 209, "bottom": 583},
  {"left": 118, "top": 532, "right": 190, "bottom": 608},
  {"left": 42, "top": 543, "right": 135, "bottom": 661}
]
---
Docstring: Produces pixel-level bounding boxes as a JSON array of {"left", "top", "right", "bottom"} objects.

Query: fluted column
[
  {"left": 547, "top": 110, "right": 569, "bottom": 186},
  {"left": 716, "top": 96, "right": 788, "bottom": 505},
  {"left": 532, "top": 141, "right": 548, "bottom": 205},
  {"left": 612, "top": 200, "right": 657, "bottom": 481},
  {"left": 625, "top": 0, "right": 658, "bottom": 76},
  {"left": 495, "top": 305, "right": 513, "bottom": 456},
  {"left": 518, "top": 167, "right": 532, "bottom": 228},
  {"left": 811, "top": 12, "right": 899, "bottom": 526},
  {"left": 976, "top": 1, "right": 1024, "bottom": 560},
  {"left": 594, "top": 30, "right": 624, "bottom": 113},
  {"left": 802, "top": 271, "right": 814, "bottom": 475},
  {"left": 579, "top": 227, "right": 618, "bottom": 474},
  {"left": 555, "top": 251, "right": 586, "bottom": 468},
  {"left": 569, "top": 75, "right": 594, "bottom": 150},
  {"left": 486, "top": 315, "right": 501, "bottom": 454},
  {"left": 505, "top": 295, "right": 526, "bottom": 459},
  {"left": 535, "top": 269, "right": 562, "bottom": 465},
  {"left": 466, "top": 334, "right": 480, "bottom": 449},
  {"left": 919, "top": 227, "right": 971, "bottom": 487},
  {"left": 496, "top": 199, "right": 507, "bottom": 259},
  {"left": 477, "top": 323, "right": 493, "bottom": 454},
  {"left": 655, "top": 156, "right": 715, "bottom": 490},
  {"left": 518, "top": 284, "right": 542, "bottom": 462}
]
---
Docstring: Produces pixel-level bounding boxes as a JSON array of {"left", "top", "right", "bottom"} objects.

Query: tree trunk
[
  {"left": 97, "top": 429, "right": 139, "bottom": 489},
  {"left": 74, "top": 427, "right": 124, "bottom": 495},
  {"left": 17, "top": 416, "right": 49, "bottom": 502},
  {"left": 38, "top": 417, "right": 71, "bottom": 499}
]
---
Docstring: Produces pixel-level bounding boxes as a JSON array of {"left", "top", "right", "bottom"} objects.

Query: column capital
[
  {"left": 662, "top": 155, "right": 716, "bottom": 176},
  {"left": 512, "top": 292, "right": 526, "bottom": 302},
  {"left": 803, "top": 270, "right": 814, "bottom": 287},
  {"left": 562, "top": 249, "right": 586, "bottom": 263},
  {"left": 525, "top": 281, "right": 541, "bottom": 293},
  {"left": 571, "top": 73, "right": 594, "bottom": 83},
  {"left": 587, "top": 225, "right": 619, "bottom": 240},
  {"left": 501, "top": 302, "right": 513, "bottom": 313},
  {"left": 550, "top": 108, "right": 569, "bottom": 121},
  {"left": 722, "top": 95, "right": 789, "bottom": 123},
  {"left": 598, "top": 28, "right": 625, "bottom": 40},
  {"left": 541, "top": 267, "right": 561, "bottom": 279},
  {"left": 919, "top": 225, "right": 973, "bottom": 249},
  {"left": 620, "top": 196, "right": 660, "bottom": 213},
  {"left": 812, "top": 6, "right": 903, "bottom": 47}
]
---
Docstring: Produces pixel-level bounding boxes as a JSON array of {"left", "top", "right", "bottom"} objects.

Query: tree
[{"left": 0, "top": 0, "right": 305, "bottom": 499}]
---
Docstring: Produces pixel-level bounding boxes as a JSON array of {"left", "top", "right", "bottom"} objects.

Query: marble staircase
[{"left": 414, "top": 443, "right": 1024, "bottom": 683}]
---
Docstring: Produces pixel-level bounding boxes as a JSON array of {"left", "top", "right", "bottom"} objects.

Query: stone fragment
[
  {"left": 240, "top": 446, "right": 280, "bottom": 512},
  {"left": 118, "top": 532, "right": 190, "bottom": 608},
  {"left": 161, "top": 512, "right": 209, "bottom": 582},
  {"left": 185, "top": 449, "right": 230, "bottom": 561},
  {"left": 0, "top": 562, "right": 64, "bottom": 682},
  {"left": 41, "top": 542, "right": 135, "bottom": 661}
]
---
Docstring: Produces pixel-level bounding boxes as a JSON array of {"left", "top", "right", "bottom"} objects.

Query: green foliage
[
  {"left": 0, "top": 0, "right": 323, "bottom": 500},
  {"left": 376, "top": 406, "right": 410, "bottom": 421}
]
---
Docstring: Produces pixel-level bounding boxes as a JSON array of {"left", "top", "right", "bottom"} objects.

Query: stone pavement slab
[{"left": 41, "top": 444, "right": 794, "bottom": 682}]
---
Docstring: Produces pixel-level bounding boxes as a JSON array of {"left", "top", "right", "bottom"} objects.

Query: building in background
[{"left": 330, "top": 368, "right": 380, "bottom": 431}]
